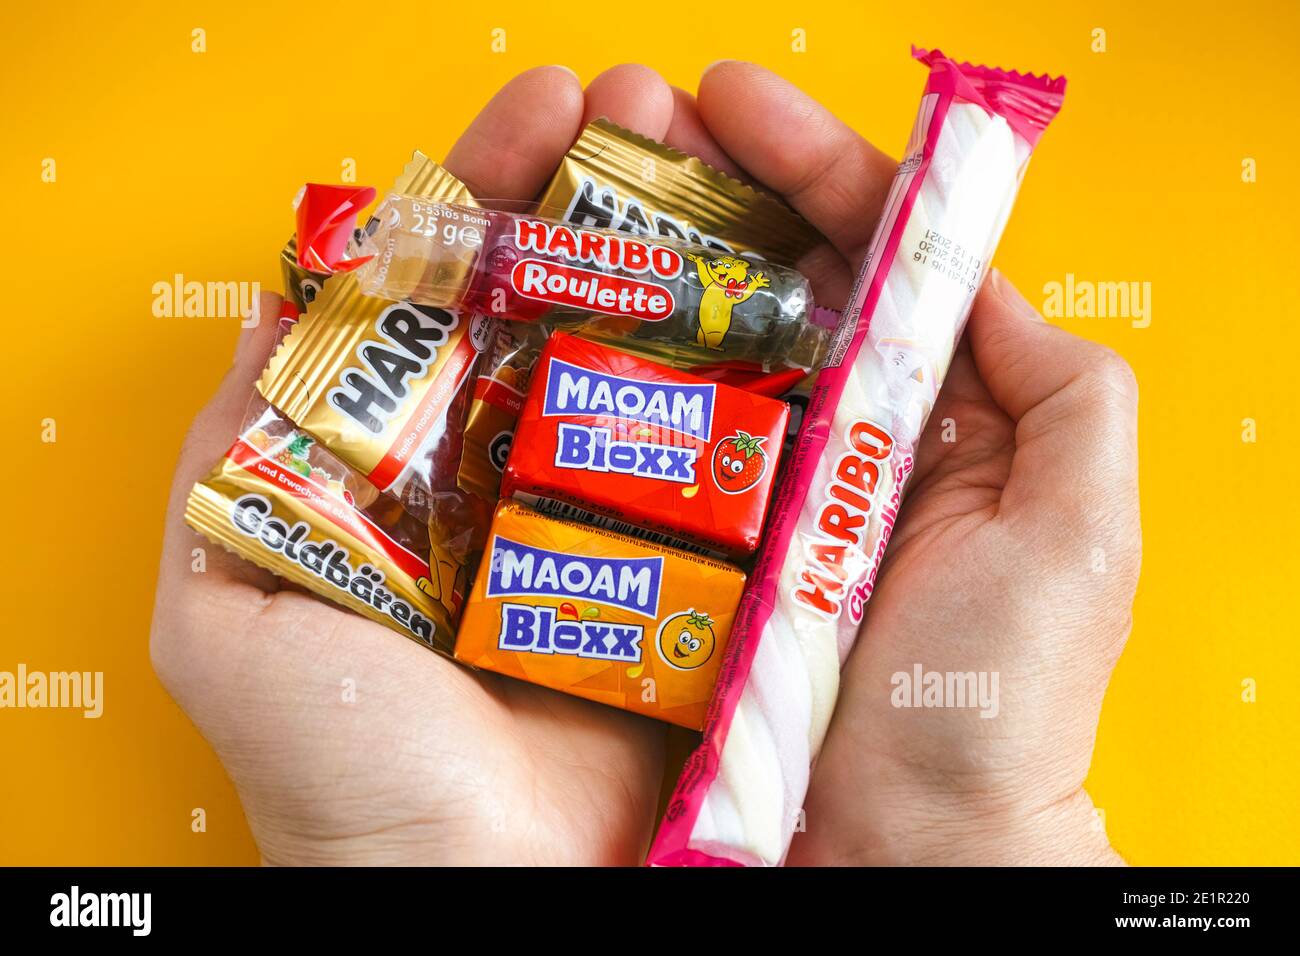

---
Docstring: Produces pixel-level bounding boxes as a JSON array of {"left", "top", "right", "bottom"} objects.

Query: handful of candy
[
  {"left": 180, "top": 46, "right": 1065, "bottom": 866},
  {"left": 187, "top": 117, "right": 822, "bottom": 704}
]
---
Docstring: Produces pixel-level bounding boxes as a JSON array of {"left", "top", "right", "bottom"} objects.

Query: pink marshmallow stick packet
[{"left": 648, "top": 47, "right": 1067, "bottom": 867}]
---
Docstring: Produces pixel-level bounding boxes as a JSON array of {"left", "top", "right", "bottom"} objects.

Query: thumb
[
  {"left": 173, "top": 291, "right": 285, "bottom": 492},
  {"left": 969, "top": 271, "right": 1141, "bottom": 576},
  {"left": 156, "top": 291, "right": 285, "bottom": 596}
]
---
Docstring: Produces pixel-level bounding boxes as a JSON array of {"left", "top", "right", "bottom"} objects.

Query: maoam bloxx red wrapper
[{"left": 501, "top": 333, "right": 788, "bottom": 557}]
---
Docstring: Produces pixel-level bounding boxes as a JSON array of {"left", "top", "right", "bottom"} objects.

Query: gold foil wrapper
[
  {"left": 186, "top": 414, "right": 456, "bottom": 652},
  {"left": 280, "top": 236, "right": 328, "bottom": 312},
  {"left": 278, "top": 151, "right": 471, "bottom": 310},
  {"left": 535, "top": 118, "right": 824, "bottom": 268},
  {"left": 257, "top": 276, "right": 484, "bottom": 494},
  {"left": 260, "top": 154, "right": 490, "bottom": 619},
  {"left": 259, "top": 155, "right": 481, "bottom": 497}
]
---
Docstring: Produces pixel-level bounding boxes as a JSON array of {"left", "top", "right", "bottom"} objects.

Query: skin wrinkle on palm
[{"left": 151, "top": 62, "right": 1136, "bottom": 867}]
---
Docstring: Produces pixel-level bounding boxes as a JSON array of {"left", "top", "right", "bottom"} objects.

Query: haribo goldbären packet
[{"left": 186, "top": 402, "right": 457, "bottom": 650}]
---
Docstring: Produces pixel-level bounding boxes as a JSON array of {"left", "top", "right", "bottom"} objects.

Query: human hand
[
  {"left": 150, "top": 64, "right": 740, "bottom": 865},
  {"left": 680, "top": 62, "right": 1139, "bottom": 865},
  {"left": 153, "top": 60, "right": 1138, "bottom": 868},
  {"left": 791, "top": 271, "right": 1139, "bottom": 865}
]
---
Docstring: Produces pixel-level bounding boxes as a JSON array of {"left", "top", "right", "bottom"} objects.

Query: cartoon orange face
[{"left": 657, "top": 610, "right": 717, "bottom": 670}]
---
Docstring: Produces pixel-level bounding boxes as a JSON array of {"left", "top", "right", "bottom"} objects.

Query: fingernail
[
  {"left": 703, "top": 59, "right": 738, "bottom": 75},
  {"left": 990, "top": 268, "right": 1043, "bottom": 322},
  {"left": 547, "top": 64, "right": 580, "bottom": 80}
]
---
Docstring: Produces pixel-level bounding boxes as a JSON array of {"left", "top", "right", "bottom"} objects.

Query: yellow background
[{"left": 2, "top": 0, "right": 1297, "bottom": 865}]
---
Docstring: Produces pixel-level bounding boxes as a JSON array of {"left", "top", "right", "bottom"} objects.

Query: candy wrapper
[
  {"left": 456, "top": 318, "right": 550, "bottom": 501},
  {"left": 260, "top": 275, "right": 491, "bottom": 503},
  {"left": 186, "top": 402, "right": 458, "bottom": 650},
  {"left": 350, "top": 198, "right": 819, "bottom": 361},
  {"left": 455, "top": 122, "right": 831, "bottom": 502},
  {"left": 280, "top": 235, "right": 327, "bottom": 312},
  {"left": 503, "top": 333, "right": 788, "bottom": 558},
  {"left": 535, "top": 118, "right": 823, "bottom": 267},
  {"left": 648, "top": 48, "right": 1067, "bottom": 866},
  {"left": 454, "top": 297, "right": 832, "bottom": 507},
  {"left": 278, "top": 152, "right": 449, "bottom": 311},
  {"left": 456, "top": 502, "right": 746, "bottom": 730},
  {"left": 259, "top": 158, "right": 496, "bottom": 619}
]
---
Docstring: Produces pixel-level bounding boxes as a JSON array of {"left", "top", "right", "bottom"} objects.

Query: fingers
[
  {"left": 582, "top": 64, "right": 675, "bottom": 138},
  {"left": 903, "top": 337, "right": 1008, "bottom": 493},
  {"left": 664, "top": 86, "right": 744, "bottom": 177},
  {"left": 444, "top": 65, "right": 586, "bottom": 200},
  {"left": 696, "top": 61, "right": 897, "bottom": 265},
  {"left": 972, "top": 271, "right": 1137, "bottom": 423},
  {"left": 171, "top": 292, "right": 284, "bottom": 498},
  {"left": 970, "top": 271, "right": 1140, "bottom": 567},
  {"left": 583, "top": 65, "right": 745, "bottom": 183}
]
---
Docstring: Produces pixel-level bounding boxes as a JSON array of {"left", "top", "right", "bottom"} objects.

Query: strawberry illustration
[{"left": 712, "top": 431, "right": 768, "bottom": 494}]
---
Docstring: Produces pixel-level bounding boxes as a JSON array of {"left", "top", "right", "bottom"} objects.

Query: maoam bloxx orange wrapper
[
  {"left": 500, "top": 333, "right": 788, "bottom": 557},
  {"left": 456, "top": 502, "right": 745, "bottom": 729}
]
